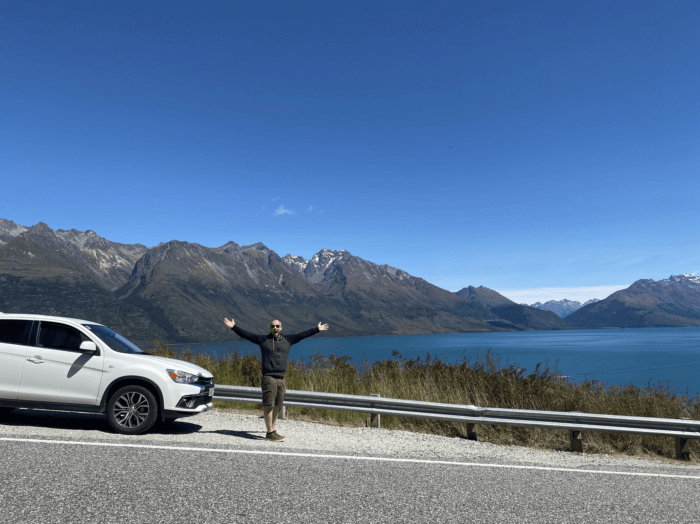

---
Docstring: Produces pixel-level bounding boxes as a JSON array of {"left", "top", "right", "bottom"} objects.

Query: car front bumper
[{"left": 163, "top": 401, "right": 213, "bottom": 419}]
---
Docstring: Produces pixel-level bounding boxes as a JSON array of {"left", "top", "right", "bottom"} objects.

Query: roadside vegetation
[{"left": 148, "top": 341, "right": 700, "bottom": 463}]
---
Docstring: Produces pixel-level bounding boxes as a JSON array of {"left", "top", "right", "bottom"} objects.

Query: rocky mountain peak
[
  {"left": 28, "top": 222, "right": 54, "bottom": 236},
  {"left": 304, "top": 249, "right": 352, "bottom": 281},
  {"left": 215, "top": 241, "right": 242, "bottom": 259},
  {"left": 56, "top": 228, "right": 106, "bottom": 249},
  {"left": 0, "top": 219, "right": 29, "bottom": 243},
  {"left": 282, "top": 249, "right": 353, "bottom": 282},
  {"left": 244, "top": 242, "right": 269, "bottom": 251},
  {"left": 282, "top": 254, "right": 308, "bottom": 272},
  {"left": 668, "top": 274, "right": 700, "bottom": 285},
  {"left": 239, "top": 242, "right": 275, "bottom": 260},
  {"left": 218, "top": 241, "right": 240, "bottom": 250}
]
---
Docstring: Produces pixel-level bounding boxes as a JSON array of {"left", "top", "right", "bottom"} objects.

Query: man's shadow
[{"left": 206, "top": 429, "right": 266, "bottom": 440}]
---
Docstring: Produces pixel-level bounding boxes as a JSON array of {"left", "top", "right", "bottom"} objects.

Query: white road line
[{"left": 1, "top": 436, "right": 699, "bottom": 479}]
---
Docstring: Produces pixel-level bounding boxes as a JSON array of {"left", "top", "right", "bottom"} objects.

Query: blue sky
[{"left": 1, "top": 0, "right": 698, "bottom": 303}]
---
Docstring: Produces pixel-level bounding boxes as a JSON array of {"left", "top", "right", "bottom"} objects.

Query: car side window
[
  {"left": 0, "top": 320, "right": 30, "bottom": 345},
  {"left": 38, "top": 322, "right": 88, "bottom": 352}
]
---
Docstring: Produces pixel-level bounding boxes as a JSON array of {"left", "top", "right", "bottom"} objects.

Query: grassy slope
[{"left": 149, "top": 342, "right": 700, "bottom": 463}]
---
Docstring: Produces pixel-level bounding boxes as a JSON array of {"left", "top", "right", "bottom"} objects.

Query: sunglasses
[{"left": 271, "top": 324, "right": 281, "bottom": 328}]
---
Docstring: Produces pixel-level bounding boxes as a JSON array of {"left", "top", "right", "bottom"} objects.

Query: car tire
[{"left": 107, "top": 385, "right": 158, "bottom": 435}]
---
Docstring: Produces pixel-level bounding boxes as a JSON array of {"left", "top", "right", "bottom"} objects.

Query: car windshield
[{"left": 83, "top": 324, "right": 149, "bottom": 354}]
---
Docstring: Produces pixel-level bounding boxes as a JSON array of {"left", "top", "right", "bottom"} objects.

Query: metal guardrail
[{"left": 213, "top": 385, "right": 700, "bottom": 460}]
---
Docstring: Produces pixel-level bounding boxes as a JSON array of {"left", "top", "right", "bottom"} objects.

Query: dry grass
[{"left": 148, "top": 342, "right": 700, "bottom": 463}]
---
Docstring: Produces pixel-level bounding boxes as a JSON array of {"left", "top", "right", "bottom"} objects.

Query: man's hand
[
  {"left": 224, "top": 318, "right": 235, "bottom": 328},
  {"left": 318, "top": 322, "right": 329, "bottom": 331}
]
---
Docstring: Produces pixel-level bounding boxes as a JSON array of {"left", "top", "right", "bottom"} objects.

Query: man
[{"left": 223, "top": 317, "right": 329, "bottom": 441}]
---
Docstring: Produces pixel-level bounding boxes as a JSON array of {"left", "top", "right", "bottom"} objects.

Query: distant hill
[
  {"left": 527, "top": 298, "right": 600, "bottom": 318},
  {"left": 454, "top": 285, "right": 571, "bottom": 330},
  {"left": 564, "top": 274, "right": 700, "bottom": 328},
  {"left": 455, "top": 285, "right": 515, "bottom": 308}
]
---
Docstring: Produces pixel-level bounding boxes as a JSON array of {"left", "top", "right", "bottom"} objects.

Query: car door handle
[{"left": 27, "top": 357, "right": 44, "bottom": 364}]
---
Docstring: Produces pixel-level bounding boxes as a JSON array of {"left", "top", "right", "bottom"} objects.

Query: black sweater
[{"left": 231, "top": 324, "right": 320, "bottom": 377}]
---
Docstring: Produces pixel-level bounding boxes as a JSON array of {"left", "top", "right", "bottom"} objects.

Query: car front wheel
[{"left": 107, "top": 385, "right": 158, "bottom": 435}]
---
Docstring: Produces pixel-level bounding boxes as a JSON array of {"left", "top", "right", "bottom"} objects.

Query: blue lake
[{"left": 158, "top": 327, "right": 700, "bottom": 398}]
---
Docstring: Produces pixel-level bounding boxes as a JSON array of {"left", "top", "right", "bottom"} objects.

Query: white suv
[{"left": 0, "top": 313, "right": 214, "bottom": 435}]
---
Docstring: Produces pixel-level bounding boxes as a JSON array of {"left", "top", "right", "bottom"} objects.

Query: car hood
[{"left": 143, "top": 355, "right": 213, "bottom": 378}]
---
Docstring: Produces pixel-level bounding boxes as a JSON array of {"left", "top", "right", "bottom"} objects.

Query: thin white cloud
[
  {"left": 271, "top": 197, "right": 280, "bottom": 202},
  {"left": 261, "top": 205, "right": 266, "bottom": 211},
  {"left": 307, "top": 205, "right": 316, "bottom": 212},
  {"left": 494, "top": 285, "right": 630, "bottom": 305},
  {"left": 274, "top": 205, "right": 294, "bottom": 216}
]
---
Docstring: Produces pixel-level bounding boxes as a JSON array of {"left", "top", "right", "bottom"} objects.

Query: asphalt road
[{"left": 1, "top": 410, "right": 699, "bottom": 523}]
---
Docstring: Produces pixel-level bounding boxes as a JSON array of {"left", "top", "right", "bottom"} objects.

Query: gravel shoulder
[{"left": 2, "top": 407, "right": 699, "bottom": 476}]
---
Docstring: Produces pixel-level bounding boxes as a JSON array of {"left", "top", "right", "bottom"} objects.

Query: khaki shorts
[{"left": 262, "top": 376, "right": 286, "bottom": 408}]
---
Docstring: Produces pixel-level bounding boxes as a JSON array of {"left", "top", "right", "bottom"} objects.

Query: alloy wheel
[{"left": 112, "top": 391, "right": 150, "bottom": 429}]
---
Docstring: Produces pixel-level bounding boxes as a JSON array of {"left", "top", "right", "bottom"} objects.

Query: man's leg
[
  {"left": 263, "top": 406, "right": 274, "bottom": 433},
  {"left": 270, "top": 406, "right": 280, "bottom": 432},
  {"left": 262, "top": 376, "right": 277, "bottom": 434},
  {"left": 272, "top": 377, "right": 285, "bottom": 436}
]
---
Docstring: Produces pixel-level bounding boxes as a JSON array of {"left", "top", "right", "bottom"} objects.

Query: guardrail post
[
  {"left": 370, "top": 393, "right": 380, "bottom": 428},
  {"left": 466, "top": 423, "right": 477, "bottom": 441},
  {"left": 280, "top": 406, "right": 286, "bottom": 420},
  {"left": 675, "top": 437, "right": 690, "bottom": 461},
  {"left": 569, "top": 430, "right": 583, "bottom": 453}
]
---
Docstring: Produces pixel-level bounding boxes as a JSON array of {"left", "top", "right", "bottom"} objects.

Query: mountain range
[
  {"left": 0, "top": 219, "right": 537, "bottom": 342},
  {"left": 2, "top": 218, "right": 700, "bottom": 342}
]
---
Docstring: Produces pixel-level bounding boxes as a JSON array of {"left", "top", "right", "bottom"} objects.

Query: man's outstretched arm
[
  {"left": 223, "top": 317, "right": 265, "bottom": 344},
  {"left": 286, "top": 322, "right": 329, "bottom": 345}
]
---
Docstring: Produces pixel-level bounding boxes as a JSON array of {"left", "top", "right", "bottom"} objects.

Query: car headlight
[{"left": 166, "top": 369, "right": 200, "bottom": 384}]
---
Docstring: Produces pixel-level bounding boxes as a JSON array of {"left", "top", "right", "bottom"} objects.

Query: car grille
[{"left": 196, "top": 376, "right": 213, "bottom": 386}]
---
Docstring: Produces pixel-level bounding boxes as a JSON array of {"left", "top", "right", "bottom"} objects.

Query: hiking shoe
[
  {"left": 273, "top": 430, "right": 285, "bottom": 440},
  {"left": 266, "top": 431, "right": 284, "bottom": 441}
]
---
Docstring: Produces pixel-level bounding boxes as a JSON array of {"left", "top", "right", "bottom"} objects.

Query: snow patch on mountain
[
  {"left": 283, "top": 249, "right": 353, "bottom": 283},
  {"left": 665, "top": 274, "right": 700, "bottom": 285},
  {"left": 283, "top": 255, "right": 308, "bottom": 272},
  {"left": 527, "top": 298, "right": 600, "bottom": 318}
]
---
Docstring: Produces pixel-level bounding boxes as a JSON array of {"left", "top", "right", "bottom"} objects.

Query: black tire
[{"left": 107, "top": 385, "right": 159, "bottom": 435}]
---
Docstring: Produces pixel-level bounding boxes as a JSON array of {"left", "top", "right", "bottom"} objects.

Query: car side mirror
[{"left": 79, "top": 341, "right": 98, "bottom": 354}]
